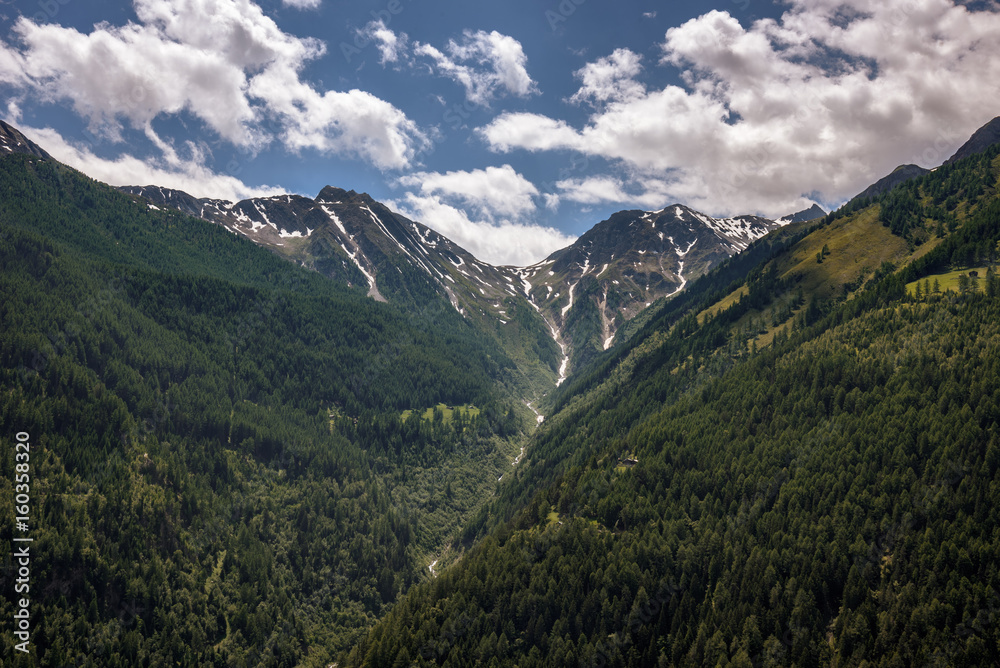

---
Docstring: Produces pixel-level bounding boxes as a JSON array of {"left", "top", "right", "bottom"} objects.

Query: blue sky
[{"left": 2, "top": 0, "right": 1000, "bottom": 264}]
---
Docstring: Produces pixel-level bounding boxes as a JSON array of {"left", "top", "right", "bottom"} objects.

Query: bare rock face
[{"left": 0, "top": 120, "right": 51, "bottom": 159}]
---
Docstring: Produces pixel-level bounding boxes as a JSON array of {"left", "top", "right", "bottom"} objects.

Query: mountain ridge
[
  {"left": 843, "top": 116, "right": 1000, "bottom": 210},
  {"left": 945, "top": 115, "right": 1000, "bottom": 164},
  {"left": 118, "top": 179, "right": 791, "bottom": 391},
  {"left": 0, "top": 121, "right": 800, "bottom": 398},
  {"left": 849, "top": 163, "right": 931, "bottom": 205},
  {"left": 778, "top": 202, "right": 827, "bottom": 224}
]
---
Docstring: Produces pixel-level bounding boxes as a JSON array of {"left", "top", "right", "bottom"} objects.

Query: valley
[{"left": 344, "top": 121, "right": 1000, "bottom": 667}]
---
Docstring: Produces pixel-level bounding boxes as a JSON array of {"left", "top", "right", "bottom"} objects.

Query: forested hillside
[
  {"left": 344, "top": 146, "right": 1000, "bottom": 666},
  {"left": 0, "top": 153, "right": 525, "bottom": 666}
]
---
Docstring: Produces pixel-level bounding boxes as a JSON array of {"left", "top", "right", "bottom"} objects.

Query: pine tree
[{"left": 958, "top": 273, "right": 971, "bottom": 294}]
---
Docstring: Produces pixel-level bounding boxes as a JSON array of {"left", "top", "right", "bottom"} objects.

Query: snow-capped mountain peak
[{"left": 118, "top": 184, "right": 786, "bottom": 388}]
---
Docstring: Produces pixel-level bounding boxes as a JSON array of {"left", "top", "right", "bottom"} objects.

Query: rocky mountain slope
[
  {"left": 119, "top": 183, "right": 565, "bottom": 394},
  {"left": 514, "top": 205, "right": 784, "bottom": 374},
  {"left": 0, "top": 119, "right": 50, "bottom": 159},
  {"left": 120, "top": 182, "right": 793, "bottom": 392}
]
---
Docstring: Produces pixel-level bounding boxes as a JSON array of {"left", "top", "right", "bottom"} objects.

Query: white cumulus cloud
[
  {"left": 390, "top": 164, "right": 572, "bottom": 264},
  {"left": 414, "top": 30, "right": 537, "bottom": 106},
  {"left": 389, "top": 192, "right": 575, "bottom": 266},
  {"left": 556, "top": 176, "right": 632, "bottom": 205},
  {"left": 358, "top": 19, "right": 407, "bottom": 65},
  {"left": 0, "top": 0, "right": 428, "bottom": 170},
  {"left": 396, "top": 164, "right": 539, "bottom": 220},
  {"left": 568, "top": 48, "right": 645, "bottom": 107},
  {"left": 481, "top": 1, "right": 1000, "bottom": 218}
]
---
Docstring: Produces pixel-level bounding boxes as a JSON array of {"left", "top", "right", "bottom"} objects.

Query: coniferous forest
[
  {"left": 344, "top": 147, "right": 1000, "bottom": 666},
  {"left": 0, "top": 154, "right": 521, "bottom": 666},
  {"left": 2, "top": 137, "right": 1000, "bottom": 668}
]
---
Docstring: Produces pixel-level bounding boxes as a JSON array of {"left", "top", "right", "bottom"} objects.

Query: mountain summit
[
  {"left": 778, "top": 203, "right": 827, "bottom": 224},
  {"left": 514, "top": 205, "right": 782, "bottom": 371},
  {"left": 850, "top": 164, "right": 931, "bottom": 205},
  {"left": 945, "top": 115, "right": 1000, "bottom": 164}
]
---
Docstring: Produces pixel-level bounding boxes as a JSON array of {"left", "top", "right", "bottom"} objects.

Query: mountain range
[
  {"left": 0, "top": 119, "right": 840, "bottom": 394},
  {"left": 107, "top": 116, "right": 997, "bottom": 391},
  {"left": 114, "top": 155, "right": 821, "bottom": 391}
]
